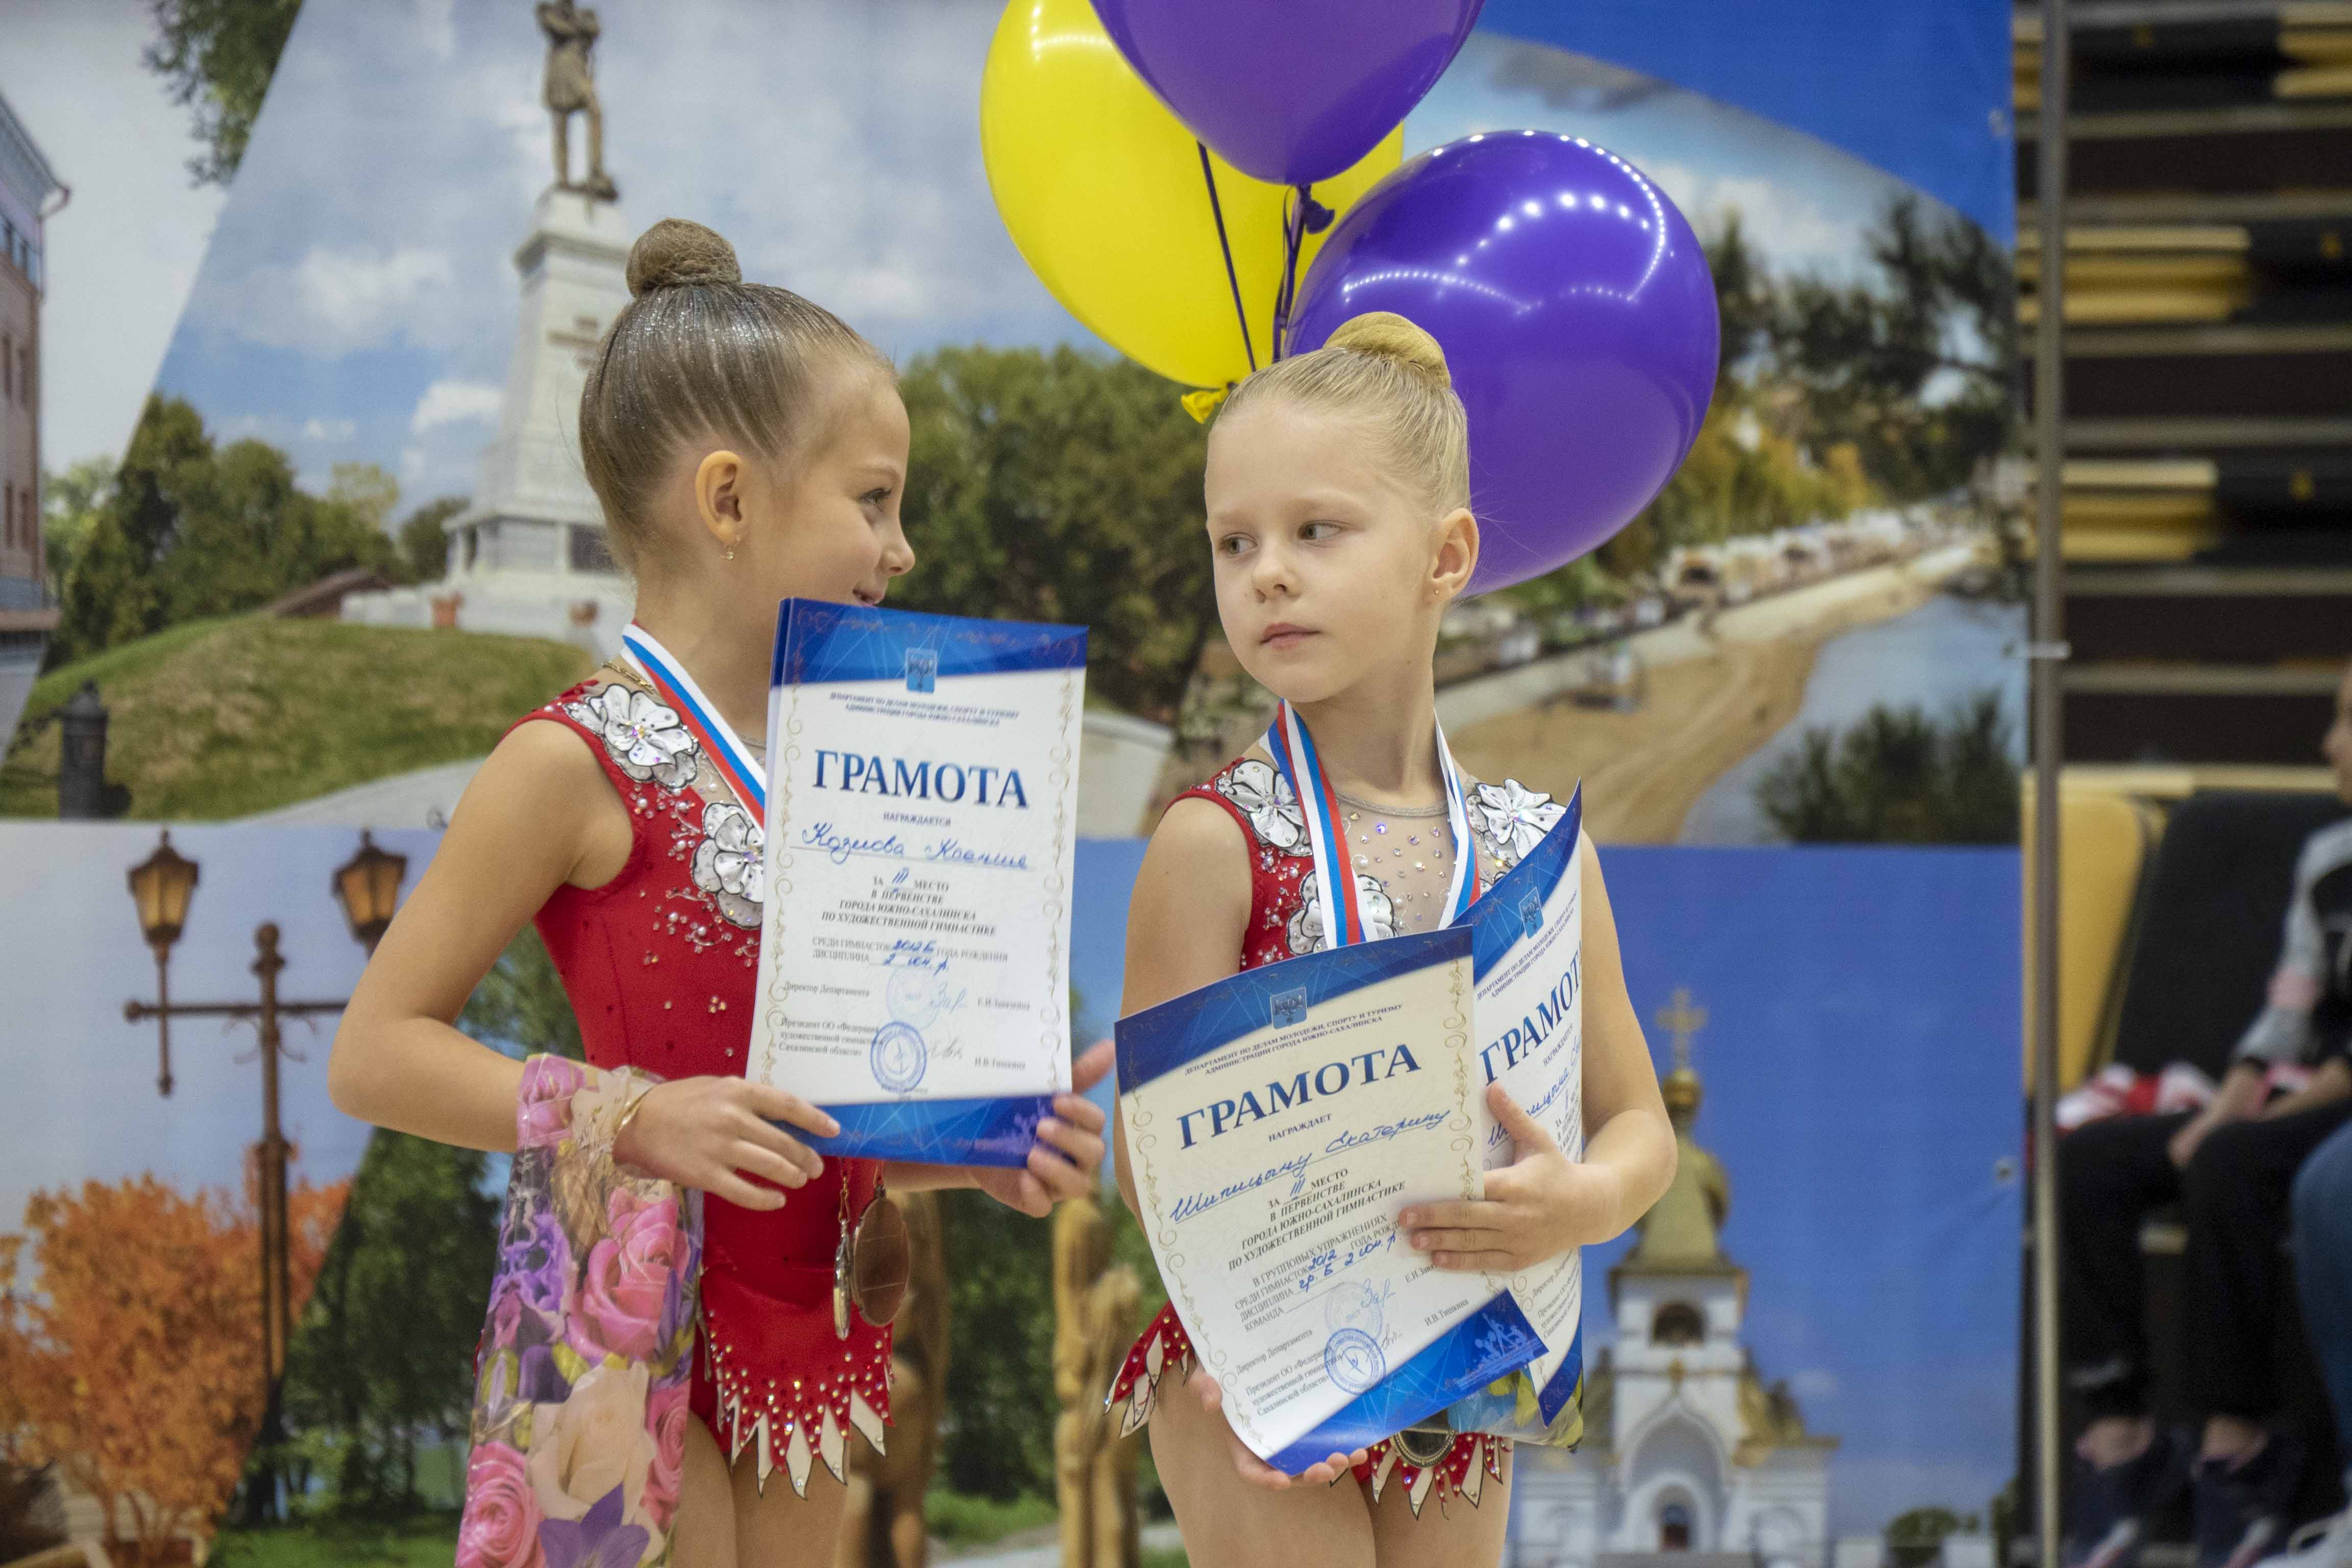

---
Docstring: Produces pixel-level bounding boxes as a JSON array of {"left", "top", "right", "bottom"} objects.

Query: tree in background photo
[
  {"left": 395, "top": 497, "right": 468, "bottom": 587},
  {"left": 52, "top": 397, "right": 406, "bottom": 666},
  {"left": 142, "top": 0, "right": 306, "bottom": 187},
  {"left": 894, "top": 346, "right": 1215, "bottom": 726},
  {"left": 0, "top": 1173, "right": 347, "bottom": 1567},
  {"left": 1578, "top": 193, "right": 2012, "bottom": 596},
  {"left": 1754, "top": 690, "right": 2020, "bottom": 845}
]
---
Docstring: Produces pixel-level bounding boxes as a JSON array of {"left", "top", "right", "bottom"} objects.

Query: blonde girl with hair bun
[
  {"left": 329, "top": 218, "right": 1111, "bottom": 1568},
  {"left": 1110, "top": 311, "right": 1679, "bottom": 1566}
]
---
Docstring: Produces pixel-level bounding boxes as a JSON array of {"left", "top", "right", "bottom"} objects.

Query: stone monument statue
[
  {"left": 1053, "top": 1190, "right": 1142, "bottom": 1568},
  {"left": 538, "top": 0, "right": 618, "bottom": 201},
  {"left": 340, "top": 3, "right": 636, "bottom": 654},
  {"left": 837, "top": 1191, "right": 948, "bottom": 1568}
]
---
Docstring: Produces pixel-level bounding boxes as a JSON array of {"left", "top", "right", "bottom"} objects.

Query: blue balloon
[{"left": 1287, "top": 132, "right": 1720, "bottom": 594}]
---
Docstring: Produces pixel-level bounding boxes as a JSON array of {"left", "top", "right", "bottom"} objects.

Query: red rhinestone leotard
[
  {"left": 519, "top": 668, "right": 892, "bottom": 1496},
  {"left": 1110, "top": 752, "right": 1570, "bottom": 1517}
]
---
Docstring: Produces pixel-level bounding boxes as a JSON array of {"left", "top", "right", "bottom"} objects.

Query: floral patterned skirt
[
  {"left": 459, "top": 1059, "right": 894, "bottom": 1568},
  {"left": 1109, "top": 1304, "right": 1508, "bottom": 1517}
]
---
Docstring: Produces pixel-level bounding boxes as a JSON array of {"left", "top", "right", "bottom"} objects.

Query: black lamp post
[
  {"left": 58, "top": 681, "right": 109, "bottom": 820},
  {"left": 122, "top": 828, "right": 408, "bottom": 1515}
]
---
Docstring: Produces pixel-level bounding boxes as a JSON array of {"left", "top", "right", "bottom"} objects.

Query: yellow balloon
[{"left": 981, "top": 0, "right": 1403, "bottom": 391}]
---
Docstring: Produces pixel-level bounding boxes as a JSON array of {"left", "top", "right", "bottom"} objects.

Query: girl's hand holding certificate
[
  {"left": 1180, "top": 1365, "right": 1373, "bottom": 1492},
  {"left": 612, "top": 1076, "right": 841, "bottom": 1210},
  {"left": 954, "top": 1040, "right": 1114, "bottom": 1216},
  {"left": 1401, "top": 1083, "right": 1625, "bottom": 1273}
]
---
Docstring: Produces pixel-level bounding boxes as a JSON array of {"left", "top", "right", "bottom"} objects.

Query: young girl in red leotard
[
  {"left": 329, "top": 219, "right": 1109, "bottom": 1568},
  {"left": 1109, "top": 312, "right": 1678, "bottom": 1568}
]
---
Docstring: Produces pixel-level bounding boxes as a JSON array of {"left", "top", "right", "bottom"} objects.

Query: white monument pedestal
[{"left": 344, "top": 187, "right": 638, "bottom": 656}]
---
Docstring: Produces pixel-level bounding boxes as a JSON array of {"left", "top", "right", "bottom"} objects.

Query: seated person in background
[
  {"left": 2063, "top": 657, "right": 2352, "bottom": 1568},
  {"left": 2258, "top": 1115, "right": 2352, "bottom": 1568}
]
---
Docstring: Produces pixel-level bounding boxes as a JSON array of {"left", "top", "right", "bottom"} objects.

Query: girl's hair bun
[
  {"left": 1324, "top": 311, "right": 1451, "bottom": 390},
  {"left": 626, "top": 218, "right": 743, "bottom": 297}
]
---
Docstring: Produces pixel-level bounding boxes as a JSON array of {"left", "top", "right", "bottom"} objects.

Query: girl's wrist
[{"left": 612, "top": 1078, "right": 658, "bottom": 1167}]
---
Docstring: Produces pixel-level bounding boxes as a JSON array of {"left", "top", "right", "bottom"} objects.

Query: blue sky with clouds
[{"left": 142, "top": 0, "right": 1953, "bottom": 506}]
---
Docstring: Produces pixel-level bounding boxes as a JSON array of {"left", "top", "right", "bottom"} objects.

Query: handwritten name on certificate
[
  {"left": 751, "top": 599, "right": 1086, "bottom": 1167},
  {"left": 1118, "top": 929, "right": 1544, "bottom": 1474},
  {"left": 1459, "top": 787, "right": 1586, "bottom": 1430}
]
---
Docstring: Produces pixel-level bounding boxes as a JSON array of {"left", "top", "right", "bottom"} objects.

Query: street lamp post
[{"left": 122, "top": 828, "right": 408, "bottom": 1513}]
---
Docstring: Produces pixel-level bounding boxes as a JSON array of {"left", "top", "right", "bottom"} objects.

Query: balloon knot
[
  {"left": 1301, "top": 195, "right": 1336, "bottom": 234},
  {"left": 1181, "top": 385, "right": 1233, "bottom": 424}
]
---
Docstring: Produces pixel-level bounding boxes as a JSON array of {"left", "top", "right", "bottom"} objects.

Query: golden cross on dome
[{"left": 1655, "top": 987, "right": 1708, "bottom": 1072}]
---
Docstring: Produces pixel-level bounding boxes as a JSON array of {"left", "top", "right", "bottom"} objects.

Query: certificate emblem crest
[
  {"left": 1269, "top": 987, "right": 1309, "bottom": 1028},
  {"left": 903, "top": 647, "right": 938, "bottom": 693},
  {"left": 871, "top": 1021, "right": 928, "bottom": 1093},
  {"left": 1323, "top": 1327, "right": 1386, "bottom": 1394},
  {"left": 1520, "top": 890, "right": 1545, "bottom": 938}
]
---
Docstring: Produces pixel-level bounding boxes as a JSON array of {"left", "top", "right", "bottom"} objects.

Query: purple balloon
[
  {"left": 1287, "top": 133, "right": 1720, "bottom": 595},
  {"left": 1091, "top": 0, "right": 1484, "bottom": 188}
]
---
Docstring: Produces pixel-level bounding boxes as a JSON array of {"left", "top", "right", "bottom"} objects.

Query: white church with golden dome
[{"left": 1508, "top": 991, "right": 1837, "bottom": 1568}]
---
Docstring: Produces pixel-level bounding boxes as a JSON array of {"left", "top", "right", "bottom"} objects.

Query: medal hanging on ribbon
[
  {"left": 619, "top": 622, "right": 767, "bottom": 827},
  {"left": 1262, "top": 699, "right": 1481, "bottom": 949},
  {"left": 621, "top": 621, "right": 906, "bottom": 1326}
]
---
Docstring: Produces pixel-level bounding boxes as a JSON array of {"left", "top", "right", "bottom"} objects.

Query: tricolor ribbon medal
[
  {"left": 623, "top": 621, "right": 907, "bottom": 1339},
  {"left": 620, "top": 623, "right": 766, "bottom": 827},
  {"left": 1263, "top": 700, "right": 1480, "bottom": 949}
]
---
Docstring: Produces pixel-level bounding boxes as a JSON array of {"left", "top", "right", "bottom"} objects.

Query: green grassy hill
[{"left": 1, "top": 617, "right": 597, "bottom": 820}]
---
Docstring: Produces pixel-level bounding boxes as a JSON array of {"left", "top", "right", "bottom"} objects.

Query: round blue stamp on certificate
[
  {"left": 1323, "top": 1327, "right": 1385, "bottom": 1395},
  {"left": 871, "top": 1022, "right": 928, "bottom": 1093}
]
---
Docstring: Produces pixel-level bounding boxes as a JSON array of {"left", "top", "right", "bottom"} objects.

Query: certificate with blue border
[
  {"left": 1457, "top": 787, "right": 1586, "bottom": 1428},
  {"left": 750, "top": 599, "right": 1086, "bottom": 1166},
  {"left": 1118, "top": 928, "right": 1543, "bottom": 1473}
]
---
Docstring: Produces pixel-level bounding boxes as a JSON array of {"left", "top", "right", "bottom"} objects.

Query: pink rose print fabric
[{"left": 460, "top": 1055, "right": 702, "bottom": 1568}]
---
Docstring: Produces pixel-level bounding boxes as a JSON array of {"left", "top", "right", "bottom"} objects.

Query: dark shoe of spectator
[
  {"left": 2068, "top": 1427, "right": 2187, "bottom": 1568},
  {"left": 2253, "top": 1502, "right": 2352, "bottom": 1568},
  {"left": 2195, "top": 1432, "right": 2305, "bottom": 1568}
]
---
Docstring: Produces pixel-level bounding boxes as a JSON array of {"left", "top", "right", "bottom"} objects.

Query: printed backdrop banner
[
  {"left": 4, "top": 828, "right": 2018, "bottom": 1552},
  {"left": 1480, "top": 0, "right": 2016, "bottom": 240}
]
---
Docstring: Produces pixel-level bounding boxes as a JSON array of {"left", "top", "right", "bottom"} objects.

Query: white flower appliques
[
  {"left": 570, "top": 684, "right": 698, "bottom": 790},
  {"left": 691, "top": 801, "right": 765, "bottom": 929},
  {"left": 1471, "top": 779, "right": 1565, "bottom": 869},
  {"left": 1216, "top": 759, "right": 1310, "bottom": 857},
  {"left": 1287, "top": 870, "right": 1398, "bottom": 955}
]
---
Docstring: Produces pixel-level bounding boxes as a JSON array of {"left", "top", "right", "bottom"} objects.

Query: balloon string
[
  {"left": 1195, "top": 142, "right": 1257, "bottom": 375},
  {"left": 1270, "top": 184, "right": 1310, "bottom": 361}
]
